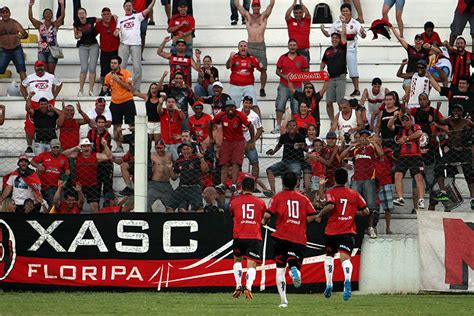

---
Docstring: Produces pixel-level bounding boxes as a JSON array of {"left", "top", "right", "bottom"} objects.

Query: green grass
[{"left": 0, "top": 292, "right": 473, "bottom": 315}]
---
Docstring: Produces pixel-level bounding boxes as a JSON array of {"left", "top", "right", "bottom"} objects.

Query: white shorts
[
  {"left": 147, "top": 122, "right": 161, "bottom": 134},
  {"left": 346, "top": 47, "right": 359, "bottom": 78}
]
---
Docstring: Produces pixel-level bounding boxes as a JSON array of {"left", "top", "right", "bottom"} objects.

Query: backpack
[{"left": 313, "top": 3, "right": 333, "bottom": 24}]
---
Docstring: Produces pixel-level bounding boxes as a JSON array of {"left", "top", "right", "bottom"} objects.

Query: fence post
[{"left": 133, "top": 116, "right": 148, "bottom": 212}]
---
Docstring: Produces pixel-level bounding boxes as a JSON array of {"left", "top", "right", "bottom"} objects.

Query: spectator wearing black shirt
[
  {"left": 320, "top": 20, "right": 347, "bottom": 121},
  {"left": 171, "top": 143, "right": 208, "bottom": 212},
  {"left": 429, "top": 74, "right": 474, "bottom": 118},
  {"left": 446, "top": 37, "right": 473, "bottom": 85},
  {"left": 167, "top": 71, "right": 196, "bottom": 130},
  {"left": 25, "top": 95, "right": 60, "bottom": 155},
  {"left": 289, "top": 80, "right": 328, "bottom": 136},
  {"left": 135, "top": 74, "right": 168, "bottom": 144},
  {"left": 195, "top": 55, "right": 219, "bottom": 97},
  {"left": 73, "top": 8, "right": 99, "bottom": 97},
  {"left": 266, "top": 120, "right": 307, "bottom": 194},
  {"left": 202, "top": 81, "right": 232, "bottom": 116}
]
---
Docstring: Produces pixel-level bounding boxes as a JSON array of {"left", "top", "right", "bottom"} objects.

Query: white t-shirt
[
  {"left": 86, "top": 108, "right": 113, "bottom": 128},
  {"left": 329, "top": 18, "right": 362, "bottom": 50},
  {"left": 7, "top": 175, "right": 36, "bottom": 205},
  {"left": 21, "top": 72, "right": 62, "bottom": 102},
  {"left": 408, "top": 74, "right": 431, "bottom": 109},
  {"left": 117, "top": 13, "right": 145, "bottom": 46},
  {"left": 241, "top": 109, "right": 262, "bottom": 142}
]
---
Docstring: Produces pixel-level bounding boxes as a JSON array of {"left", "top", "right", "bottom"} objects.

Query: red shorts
[
  {"left": 219, "top": 140, "right": 245, "bottom": 166},
  {"left": 24, "top": 99, "right": 55, "bottom": 136}
]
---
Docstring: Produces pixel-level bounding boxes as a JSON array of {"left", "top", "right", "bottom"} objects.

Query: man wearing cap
[
  {"left": 433, "top": 103, "right": 474, "bottom": 209},
  {"left": 321, "top": 3, "right": 366, "bottom": 97},
  {"left": 170, "top": 142, "right": 209, "bottom": 212},
  {"left": 361, "top": 78, "right": 390, "bottom": 130},
  {"left": 0, "top": 154, "right": 43, "bottom": 213},
  {"left": 147, "top": 140, "right": 175, "bottom": 212},
  {"left": 115, "top": 0, "right": 155, "bottom": 92},
  {"left": 388, "top": 111, "right": 426, "bottom": 210},
  {"left": 158, "top": 95, "right": 186, "bottom": 160},
  {"left": 158, "top": 36, "right": 201, "bottom": 87},
  {"left": 31, "top": 139, "right": 71, "bottom": 205},
  {"left": 168, "top": 0, "right": 195, "bottom": 56},
  {"left": 340, "top": 130, "right": 383, "bottom": 238},
  {"left": 210, "top": 99, "right": 255, "bottom": 193},
  {"left": 95, "top": 7, "right": 120, "bottom": 94},
  {"left": 87, "top": 97, "right": 113, "bottom": 129},
  {"left": 21, "top": 61, "right": 63, "bottom": 153},
  {"left": 25, "top": 93, "right": 62, "bottom": 155},
  {"left": 274, "top": 39, "right": 309, "bottom": 132},
  {"left": 227, "top": 41, "right": 263, "bottom": 111},
  {"left": 234, "top": 0, "right": 275, "bottom": 97},
  {"left": 240, "top": 95, "right": 263, "bottom": 179},
  {"left": 406, "top": 60, "right": 431, "bottom": 108},
  {"left": 63, "top": 138, "right": 112, "bottom": 213},
  {"left": 189, "top": 101, "right": 212, "bottom": 148},
  {"left": 202, "top": 81, "right": 232, "bottom": 116},
  {"left": 0, "top": 6, "right": 28, "bottom": 82}
]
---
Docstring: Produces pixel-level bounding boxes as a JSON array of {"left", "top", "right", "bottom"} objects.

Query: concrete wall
[{"left": 359, "top": 236, "right": 421, "bottom": 294}]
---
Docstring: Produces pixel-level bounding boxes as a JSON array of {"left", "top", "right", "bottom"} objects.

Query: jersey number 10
[{"left": 287, "top": 200, "right": 299, "bottom": 219}]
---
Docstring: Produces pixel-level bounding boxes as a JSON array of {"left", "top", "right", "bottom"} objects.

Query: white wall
[{"left": 359, "top": 236, "right": 421, "bottom": 294}]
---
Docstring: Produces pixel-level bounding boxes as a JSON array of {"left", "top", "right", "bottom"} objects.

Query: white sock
[
  {"left": 246, "top": 267, "right": 256, "bottom": 291},
  {"left": 341, "top": 260, "right": 353, "bottom": 282},
  {"left": 276, "top": 267, "right": 288, "bottom": 304},
  {"left": 233, "top": 262, "right": 243, "bottom": 287},
  {"left": 324, "top": 256, "right": 334, "bottom": 287}
]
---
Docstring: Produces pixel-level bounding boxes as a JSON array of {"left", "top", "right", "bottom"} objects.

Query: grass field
[{"left": 0, "top": 292, "right": 473, "bottom": 315}]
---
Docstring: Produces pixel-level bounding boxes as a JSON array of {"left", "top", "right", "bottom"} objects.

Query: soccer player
[
  {"left": 229, "top": 177, "right": 267, "bottom": 300},
  {"left": 262, "top": 172, "right": 317, "bottom": 308},
  {"left": 314, "top": 168, "right": 369, "bottom": 301}
]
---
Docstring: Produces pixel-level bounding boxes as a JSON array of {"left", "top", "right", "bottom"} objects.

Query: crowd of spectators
[{"left": 0, "top": 0, "right": 473, "bottom": 238}]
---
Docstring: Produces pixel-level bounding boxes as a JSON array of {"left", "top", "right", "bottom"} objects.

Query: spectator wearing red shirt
[
  {"left": 388, "top": 112, "right": 425, "bottom": 209},
  {"left": 157, "top": 36, "right": 201, "bottom": 87},
  {"left": 31, "top": 139, "right": 70, "bottom": 205},
  {"left": 447, "top": 37, "right": 473, "bottom": 86},
  {"left": 340, "top": 130, "right": 383, "bottom": 238},
  {"left": 188, "top": 101, "right": 212, "bottom": 148},
  {"left": 57, "top": 101, "right": 91, "bottom": 150},
  {"left": 315, "top": 168, "right": 369, "bottom": 300},
  {"left": 306, "top": 138, "right": 327, "bottom": 199},
  {"left": 448, "top": 0, "right": 474, "bottom": 52},
  {"left": 226, "top": 41, "right": 263, "bottom": 112},
  {"left": 229, "top": 177, "right": 267, "bottom": 299},
  {"left": 95, "top": 7, "right": 120, "bottom": 91},
  {"left": 167, "top": 1, "right": 195, "bottom": 56},
  {"left": 210, "top": 99, "right": 254, "bottom": 193},
  {"left": 421, "top": 21, "right": 442, "bottom": 46},
  {"left": 52, "top": 181, "right": 84, "bottom": 214},
  {"left": 63, "top": 138, "right": 112, "bottom": 213},
  {"left": 294, "top": 102, "right": 316, "bottom": 137},
  {"left": 285, "top": 1, "right": 311, "bottom": 62},
  {"left": 322, "top": 131, "right": 342, "bottom": 188},
  {"left": 157, "top": 95, "right": 186, "bottom": 161},
  {"left": 262, "top": 172, "right": 317, "bottom": 307},
  {"left": 274, "top": 39, "right": 309, "bottom": 133}
]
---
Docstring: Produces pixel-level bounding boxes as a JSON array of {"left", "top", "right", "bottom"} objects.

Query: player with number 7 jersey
[{"left": 229, "top": 177, "right": 267, "bottom": 301}]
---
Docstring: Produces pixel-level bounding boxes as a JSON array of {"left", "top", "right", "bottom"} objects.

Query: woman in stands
[
  {"left": 28, "top": 0, "right": 65, "bottom": 75},
  {"left": 195, "top": 55, "right": 219, "bottom": 97},
  {"left": 73, "top": 7, "right": 99, "bottom": 96}
]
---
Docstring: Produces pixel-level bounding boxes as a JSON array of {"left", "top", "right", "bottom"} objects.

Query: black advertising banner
[{"left": 0, "top": 213, "right": 365, "bottom": 291}]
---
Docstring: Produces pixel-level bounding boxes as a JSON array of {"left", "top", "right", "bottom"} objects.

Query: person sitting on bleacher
[
  {"left": 266, "top": 120, "right": 307, "bottom": 195},
  {"left": 25, "top": 94, "right": 61, "bottom": 155},
  {"left": 195, "top": 55, "right": 219, "bottom": 97},
  {"left": 168, "top": 0, "right": 195, "bottom": 56}
]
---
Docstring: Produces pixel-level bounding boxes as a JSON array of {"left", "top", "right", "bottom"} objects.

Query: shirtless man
[
  {"left": 147, "top": 140, "right": 176, "bottom": 212},
  {"left": 434, "top": 103, "right": 474, "bottom": 209},
  {"left": 234, "top": 0, "right": 275, "bottom": 97},
  {"left": 0, "top": 6, "right": 28, "bottom": 81}
]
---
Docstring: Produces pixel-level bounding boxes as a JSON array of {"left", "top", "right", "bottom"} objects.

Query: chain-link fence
[{"left": 0, "top": 121, "right": 472, "bottom": 235}]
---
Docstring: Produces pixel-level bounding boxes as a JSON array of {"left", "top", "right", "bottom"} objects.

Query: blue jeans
[
  {"left": 194, "top": 83, "right": 214, "bottom": 97},
  {"left": 0, "top": 46, "right": 26, "bottom": 74},
  {"left": 230, "top": 0, "right": 250, "bottom": 21},
  {"left": 350, "top": 179, "right": 376, "bottom": 210},
  {"left": 267, "top": 160, "right": 302, "bottom": 177},
  {"left": 275, "top": 83, "right": 301, "bottom": 114}
]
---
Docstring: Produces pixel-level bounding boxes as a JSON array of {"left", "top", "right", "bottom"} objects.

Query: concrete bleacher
[{"left": 0, "top": 0, "right": 472, "bottom": 224}]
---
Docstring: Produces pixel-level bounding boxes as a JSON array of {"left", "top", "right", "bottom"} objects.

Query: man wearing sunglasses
[{"left": 406, "top": 59, "right": 431, "bottom": 109}]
